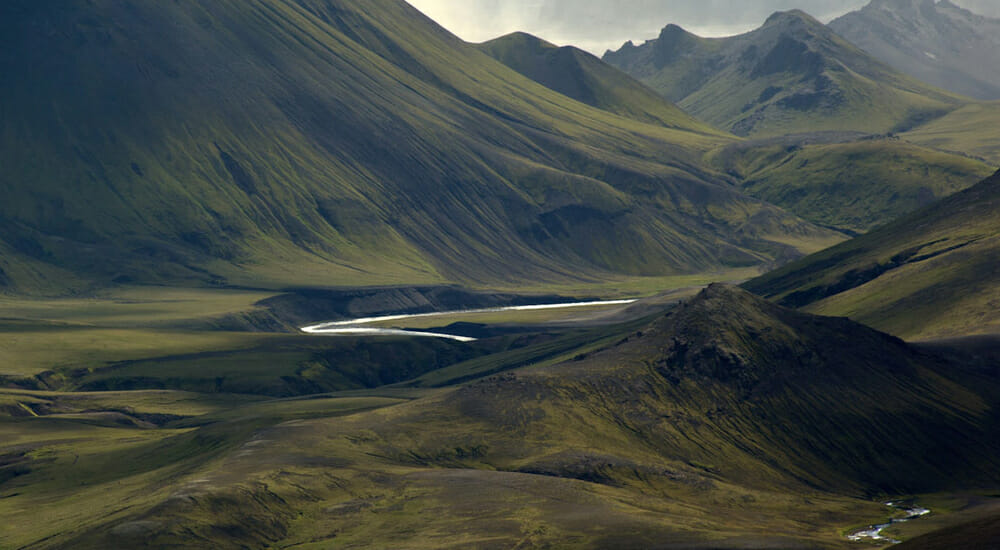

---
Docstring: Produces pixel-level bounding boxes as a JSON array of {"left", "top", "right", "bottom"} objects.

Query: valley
[{"left": 3, "top": 0, "right": 1000, "bottom": 548}]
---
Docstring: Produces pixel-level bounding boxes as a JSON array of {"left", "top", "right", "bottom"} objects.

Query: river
[
  {"left": 300, "top": 299, "right": 637, "bottom": 341},
  {"left": 847, "top": 502, "right": 931, "bottom": 544}
]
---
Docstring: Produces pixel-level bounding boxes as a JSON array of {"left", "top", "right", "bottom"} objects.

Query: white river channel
[
  {"left": 847, "top": 502, "right": 931, "bottom": 544},
  {"left": 300, "top": 299, "right": 637, "bottom": 342}
]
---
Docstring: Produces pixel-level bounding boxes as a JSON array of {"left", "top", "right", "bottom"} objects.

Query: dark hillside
[{"left": 0, "top": 0, "right": 836, "bottom": 293}]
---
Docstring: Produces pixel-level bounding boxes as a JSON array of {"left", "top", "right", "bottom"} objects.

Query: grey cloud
[{"left": 408, "top": 0, "right": 999, "bottom": 54}]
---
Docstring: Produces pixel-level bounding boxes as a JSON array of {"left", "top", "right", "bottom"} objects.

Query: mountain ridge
[
  {"left": 603, "top": 9, "right": 965, "bottom": 136},
  {"left": 478, "top": 31, "right": 716, "bottom": 131},
  {"left": 830, "top": 0, "right": 1000, "bottom": 100}
]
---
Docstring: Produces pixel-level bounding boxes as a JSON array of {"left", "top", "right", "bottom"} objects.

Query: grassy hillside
[
  {"left": 478, "top": 32, "right": 718, "bottom": 131},
  {"left": 709, "top": 135, "right": 993, "bottom": 233},
  {"left": 904, "top": 101, "right": 1000, "bottom": 164},
  {"left": 0, "top": 0, "right": 842, "bottom": 294},
  {"left": 9, "top": 286, "right": 1000, "bottom": 548},
  {"left": 603, "top": 10, "right": 966, "bottom": 137},
  {"left": 745, "top": 169, "right": 1000, "bottom": 340}
]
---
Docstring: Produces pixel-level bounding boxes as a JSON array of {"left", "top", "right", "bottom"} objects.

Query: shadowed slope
[
  {"left": 0, "top": 0, "right": 840, "bottom": 293},
  {"left": 603, "top": 10, "right": 965, "bottom": 136}
]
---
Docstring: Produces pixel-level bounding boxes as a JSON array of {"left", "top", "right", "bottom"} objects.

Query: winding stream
[
  {"left": 847, "top": 502, "right": 931, "bottom": 544},
  {"left": 300, "top": 299, "right": 637, "bottom": 342}
]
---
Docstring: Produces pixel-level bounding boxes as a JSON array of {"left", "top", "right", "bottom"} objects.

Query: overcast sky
[{"left": 407, "top": 0, "right": 1000, "bottom": 55}]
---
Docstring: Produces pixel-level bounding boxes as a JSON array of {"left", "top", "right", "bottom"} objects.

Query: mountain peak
[
  {"left": 763, "top": 9, "right": 822, "bottom": 27},
  {"left": 633, "top": 283, "right": 916, "bottom": 394},
  {"left": 831, "top": 0, "right": 1000, "bottom": 98},
  {"left": 869, "top": 0, "right": 936, "bottom": 10}
]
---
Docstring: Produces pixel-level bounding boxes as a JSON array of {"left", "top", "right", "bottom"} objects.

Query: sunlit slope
[
  {"left": 0, "top": 0, "right": 839, "bottom": 292},
  {"left": 478, "top": 32, "right": 720, "bottom": 131},
  {"left": 604, "top": 10, "right": 965, "bottom": 137},
  {"left": 903, "top": 101, "right": 1000, "bottom": 164},
  {"left": 746, "top": 170, "right": 1000, "bottom": 340},
  {"left": 709, "top": 136, "right": 993, "bottom": 233},
  {"left": 45, "top": 286, "right": 1000, "bottom": 549}
]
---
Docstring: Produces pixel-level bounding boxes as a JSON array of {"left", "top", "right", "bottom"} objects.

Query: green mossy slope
[
  {"left": 746, "top": 169, "right": 1000, "bottom": 340},
  {"left": 41, "top": 286, "right": 1000, "bottom": 549},
  {"left": 0, "top": 0, "right": 838, "bottom": 293}
]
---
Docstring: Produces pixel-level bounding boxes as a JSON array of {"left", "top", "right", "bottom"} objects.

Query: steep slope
[
  {"left": 0, "top": 0, "right": 842, "bottom": 293},
  {"left": 44, "top": 285, "right": 1000, "bottom": 548},
  {"left": 603, "top": 10, "right": 965, "bottom": 136},
  {"left": 830, "top": 0, "right": 1000, "bottom": 100},
  {"left": 478, "top": 32, "right": 716, "bottom": 130},
  {"left": 746, "top": 169, "right": 1000, "bottom": 340},
  {"left": 709, "top": 135, "right": 993, "bottom": 233}
]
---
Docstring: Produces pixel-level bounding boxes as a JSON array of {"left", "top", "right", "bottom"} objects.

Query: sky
[{"left": 407, "top": 0, "right": 1000, "bottom": 55}]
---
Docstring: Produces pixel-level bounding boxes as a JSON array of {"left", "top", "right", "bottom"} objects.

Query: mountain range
[
  {"left": 0, "top": 0, "right": 849, "bottom": 294},
  {"left": 478, "top": 32, "right": 709, "bottom": 129},
  {"left": 830, "top": 0, "right": 1000, "bottom": 100},
  {"left": 603, "top": 9, "right": 965, "bottom": 137},
  {"left": 4, "top": 1, "right": 1000, "bottom": 548}
]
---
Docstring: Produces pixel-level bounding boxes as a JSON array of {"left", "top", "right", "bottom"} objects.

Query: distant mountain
[
  {"left": 60, "top": 285, "right": 1000, "bottom": 548},
  {"left": 0, "top": 0, "right": 841, "bottom": 294},
  {"left": 478, "top": 32, "right": 712, "bottom": 130},
  {"left": 830, "top": 0, "right": 1000, "bottom": 100},
  {"left": 746, "top": 169, "right": 1000, "bottom": 340},
  {"left": 603, "top": 10, "right": 964, "bottom": 136}
]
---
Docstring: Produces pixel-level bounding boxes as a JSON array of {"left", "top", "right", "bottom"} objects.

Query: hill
[
  {"left": 708, "top": 134, "right": 994, "bottom": 233},
  {"left": 830, "top": 0, "right": 1000, "bottom": 100},
  {"left": 0, "top": 0, "right": 843, "bottom": 294},
  {"left": 477, "top": 32, "right": 715, "bottom": 130},
  {"left": 18, "top": 285, "right": 1000, "bottom": 548},
  {"left": 903, "top": 101, "right": 1000, "bottom": 164},
  {"left": 603, "top": 10, "right": 965, "bottom": 137},
  {"left": 745, "top": 169, "right": 1000, "bottom": 340}
]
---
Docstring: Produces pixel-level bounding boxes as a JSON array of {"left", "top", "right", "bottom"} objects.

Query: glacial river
[
  {"left": 847, "top": 502, "right": 931, "bottom": 544},
  {"left": 300, "top": 299, "right": 637, "bottom": 342}
]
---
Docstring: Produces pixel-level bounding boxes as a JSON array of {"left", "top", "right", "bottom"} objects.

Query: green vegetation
[
  {"left": 604, "top": 10, "right": 967, "bottom": 137},
  {"left": 7, "top": 285, "right": 997, "bottom": 548},
  {"left": 904, "top": 101, "right": 1000, "bottom": 164},
  {"left": 745, "top": 170, "right": 1000, "bottom": 340},
  {"left": 478, "top": 32, "right": 719, "bottom": 131},
  {"left": 0, "top": 0, "right": 845, "bottom": 295},
  {"left": 709, "top": 136, "right": 993, "bottom": 233}
]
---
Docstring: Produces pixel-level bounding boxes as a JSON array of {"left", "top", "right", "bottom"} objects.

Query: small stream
[
  {"left": 300, "top": 299, "right": 637, "bottom": 342},
  {"left": 847, "top": 502, "right": 931, "bottom": 544}
]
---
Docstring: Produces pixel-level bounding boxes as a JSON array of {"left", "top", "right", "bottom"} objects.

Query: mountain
[
  {"left": 0, "top": 0, "right": 847, "bottom": 294},
  {"left": 478, "top": 32, "right": 714, "bottom": 130},
  {"left": 746, "top": 169, "right": 1000, "bottom": 340},
  {"left": 708, "top": 134, "right": 993, "bottom": 234},
  {"left": 830, "top": 0, "right": 1000, "bottom": 100},
  {"left": 43, "top": 285, "right": 1000, "bottom": 548},
  {"left": 603, "top": 10, "right": 965, "bottom": 137}
]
